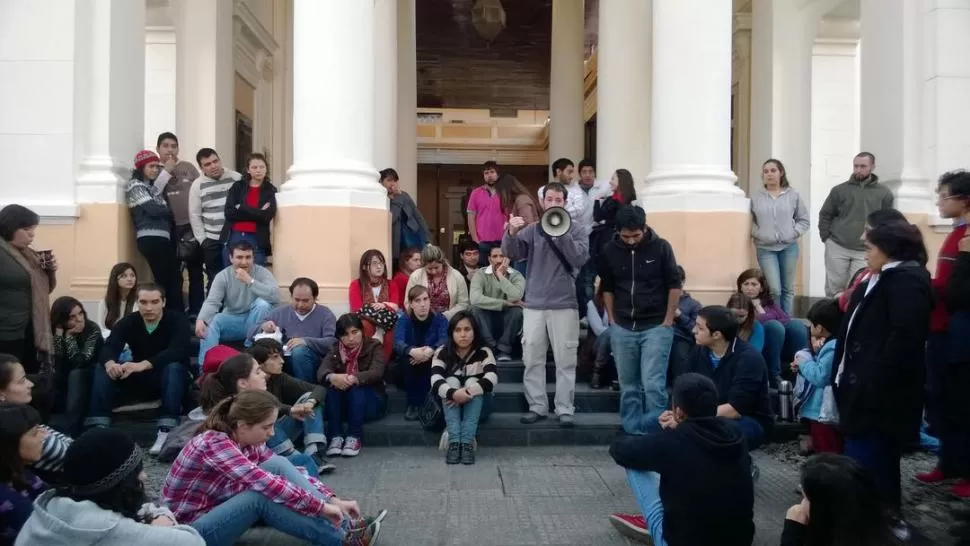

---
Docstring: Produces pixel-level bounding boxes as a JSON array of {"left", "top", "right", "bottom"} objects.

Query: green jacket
[
  {"left": 469, "top": 267, "right": 526, "bottom": 311},
  {"left": 817, "top": 175, "right": 894, "bottom": 251}
]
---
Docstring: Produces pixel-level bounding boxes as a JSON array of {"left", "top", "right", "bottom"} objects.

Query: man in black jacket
[
  {"left": 608, "top": 373, "right": 755, "bottom": 546},
  {"left": 597, "top": 206, "right": 681, "bottom": 435}
]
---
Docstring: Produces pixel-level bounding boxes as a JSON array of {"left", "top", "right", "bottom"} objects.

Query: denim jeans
[
  {"left": 626, "top": 469, "right": 668, "bottom": 546},
  {"left": 442, "top": 377, "right": 485, "bottom": 444},
  {"left": 611, "top": 324, "right": 674, "bottom": 434},
  {"left": 761, "top": 320, "right": 809, "bottom": 384},
  {"left": 190, "top": 455, "right": 347, "bottom": 546},
  {"left": 756, "top": 244, "right": 799, "bottom": 315},
  {"left": 513, "top": 259, "right": 528, "bottom": 278},
  {"left": 85, "top": 362, "right": 187, "bottom": 430},
  {"left": 223, "top": 230, "right": 266, "bottom": 267},
  {"left": 324, "top": 386, "right": 386, "bottom": 438},
  {"left": 469, "top": 306, "right": 523, "bottom": 355},
  {"left": 575, "top": 258, "right": 597, "bottom": 313},
  {"left": 198, "top": 298, "right": 273, "bottom": 370},
  {"left": 399, "top": 357, "right": 431, "bottom": 408},
  {"left": 269, "top": 393, "right": 326, "bottom": 456},
  {"left": 286, "top": 345, "right": 321, "bottom": 383},
  {"left": 51, "top": 368, "right": 91, "bottom": 436}
]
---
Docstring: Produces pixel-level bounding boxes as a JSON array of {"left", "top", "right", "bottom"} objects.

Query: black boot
[
  {"left": 590, "top": 361, "right": 607, "bottom": 389},
  {"left": 446, "top": 443, "right": 461, "bottom": 464}
]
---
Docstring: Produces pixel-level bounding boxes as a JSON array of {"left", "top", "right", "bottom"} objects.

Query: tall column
[
  {"left": 595, "top": 0, "right": 651, "bottom": 187},
  {"left": 860, "top": 0, "right": 932, "bottom": 213},
  {"left": 173, "top": 0, "right": 235, "bottom": 168},
  {"left": 275, "top": 0, "right": 389, "bottom": 312},
  {"left": 374, "top": 0, "right": 398, "bottom": 172},
  {"left": 396, "top": 0, "right": 419, "bottom": 198},
  {"left": 549, "top": 0, "right": 585, "bottom": 170}
]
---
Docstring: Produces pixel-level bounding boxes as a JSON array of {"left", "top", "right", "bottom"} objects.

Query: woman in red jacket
[{"left": 348, "top": 249, "right": 398, "bottom": 363}]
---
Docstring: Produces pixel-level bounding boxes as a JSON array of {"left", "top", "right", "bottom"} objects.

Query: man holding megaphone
[{"left": 502, "top": 182, "right": 589, "bottom": 427}]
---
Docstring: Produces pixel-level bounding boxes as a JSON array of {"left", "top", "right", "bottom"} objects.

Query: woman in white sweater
[{"left": 405, "top": 245, "right": 469, "bottom": 319}]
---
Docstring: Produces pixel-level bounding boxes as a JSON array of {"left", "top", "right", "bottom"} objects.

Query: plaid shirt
[{"left": 161, "top": 430, "right": 334, "bottom": 523}]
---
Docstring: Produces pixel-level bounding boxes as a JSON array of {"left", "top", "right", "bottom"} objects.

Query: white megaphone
[{"left": 540, "top": 206, "right": 572, "bottom": 237}]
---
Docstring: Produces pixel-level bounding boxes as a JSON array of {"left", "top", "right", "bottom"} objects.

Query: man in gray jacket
[
  {"left": 503, "top": 182, "right": 588, "bottom": 427},
  {"left": 817, "top": 152, "right": 894, "bottom": 296}
]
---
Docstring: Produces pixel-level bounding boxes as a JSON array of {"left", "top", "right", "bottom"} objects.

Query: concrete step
[{"left": 384, "top": 382, "right": 618, "bottom": 414}]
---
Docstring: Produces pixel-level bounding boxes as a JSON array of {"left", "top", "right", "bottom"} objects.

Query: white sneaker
[
  {"left": 149, "top": 430, "right": 169, "bottom": 456},
  {"left": 326, "top": 437, "right": 344, "bottom": 457},
  {"left": 438, "top": 431, "right": 450, "bottom": 451},
  {"left": 341, "top": 436, "right": 361, "bottom": 457}
]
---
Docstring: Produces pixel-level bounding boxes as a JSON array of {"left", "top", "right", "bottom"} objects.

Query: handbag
[
  {"left": 419, "top": 390, "right": 445, "bottom": 432},
  {"left": 358, "top": 302, "right": 399, "bottom": 331},
  {"left": 177, "top": 233, "right": 200, "bottom": 262},
  {"left": 817, "top": 385, "right": 840, "bottom": 424}
]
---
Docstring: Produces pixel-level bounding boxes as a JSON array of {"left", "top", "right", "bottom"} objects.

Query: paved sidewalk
[{"left": 145, "top": 446, "right": 801, "bottom": 545}]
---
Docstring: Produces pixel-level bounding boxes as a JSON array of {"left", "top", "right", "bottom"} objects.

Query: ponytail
[
  {"left": 198, "top": 354, "right": 258, "bottom": 413},
  {"left": 198, "top": 390, "right": 279, "bottom": 436},
  {"left": 199, "top": 395, "right": 236, "bottom": 435}
]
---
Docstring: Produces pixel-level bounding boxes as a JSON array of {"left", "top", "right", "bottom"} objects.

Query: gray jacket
[
  {"left": 818, "top": 175, "right": 894, "bottom": 251},
  {"left": 198, "top": 264, "right": 281, "bottom": 324},
  {"left": 501, "top": 223, "right": 588, "bottom": 310},
  {"left": 390, "top": 191, "right": 431, "bottom": 259},
  {"left": 750, "top": 187, "right": 810, "bottom": 251}
]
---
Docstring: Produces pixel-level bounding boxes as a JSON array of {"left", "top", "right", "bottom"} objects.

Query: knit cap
[
  {"left": 63, "top": 428, "right": 142, "bottom": 496},
  {"left": 134, "top": 149, "right": 161, "bottom": 170}
]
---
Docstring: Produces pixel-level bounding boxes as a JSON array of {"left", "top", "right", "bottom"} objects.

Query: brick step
[{"left": 385, "top": 382, "right": 618, "bottom": 414}]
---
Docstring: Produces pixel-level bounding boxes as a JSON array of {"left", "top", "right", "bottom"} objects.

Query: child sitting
[{"left": 791, "top": 298, "right": 844, "bottom": 454}]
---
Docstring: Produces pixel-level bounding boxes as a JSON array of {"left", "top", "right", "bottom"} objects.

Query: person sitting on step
[
  {"left": 392, "top": 286, "right": 448, "bottom": 421},
  {"left": 85, "top": 283, "right": 190, "bottom": 457},
  {"left": 585, "top": 276, "right": 614, "bottom": 389},
  {"left": 468, "top": 245, "right": 525, "bottom": 361},
  {"left": 195, "top": 239, "right": 279, "bottom": 369},
  {"left": 392, "top": 248, "right": 422, "bottom": 308},
  {"left": 737, "top": 268, "right": 809, "bottom": 387},
  {"left": 404, "top": 244, "right": 470, "bottom": 320},
  {"left": 318, "top": 314, "right": 387, "bottom": 458},
  {"left": 48, "top": 296, "right": 102, "bottom": 436},
  {"left": 607, "top": 373, "right": 755, "bottom": 546},
  {"left": 668, "top": 266, "right": 702, "bottom": 387},
  {"left": 348, "top": 249, "right": 399, "bottom": 364},
  {"left": 97, "top": 262, "right": 138, "bottom": 341},
  {"left": 0, "top": 403, "right": 49, "bottom": 540},
  {"left": 454, "top": 238, "right": 480, "bottom": 289},
  {"left": 249, "top": 277, "right": 337, "bottom": 382},
  {"left": 726, "top": 293, "right": 765, "bottom": 352}
]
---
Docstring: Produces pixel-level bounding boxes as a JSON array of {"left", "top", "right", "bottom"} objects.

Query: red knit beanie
[{"left": 134, "top": 149, "right": 160, "bottom": 170}]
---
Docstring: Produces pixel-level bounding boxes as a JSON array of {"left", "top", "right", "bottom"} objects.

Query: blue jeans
[
  {"left": 268, "top": 393, "right": 327, "bottom": 455},
  {"left": 756, "top": 244, "right": 799, "bottom": 315},
  {"left": 286, "top": 345, "right": 321, "bottom": 383},
  {"left": 576, "top": 259, "right": 597, "bottom": 313},
  {"left": 85, "top": 362, "right": 187, "bottom": 430},
  {"left": 223, "top": 231, "right": 267, "bottom": 267},
  {"left": 190, "top": 455, "right": 346, "bottom": 546},
  {"left": 398, "top": 357, "right": 431, "bottom": 408},
  {"left": 761, "top": 320, "right": 809, "bottom": 384},
  {"left": 324, "top": 386, "right": 386, "bottom": 438},
  {"left": 198, "top": 298, "right": 273, "bottom": 371},
  {"left": 626, "top": 469, "right": 668, "bottom": 546},
  {"left": 844, "top": 434, "right": 902, "bottom": 512},
  {"left": 442, "top": 377, "right": 485, "bottom": 444},
  {"left": 513, "top": 259, "right": 528, "bottom": 278},
  {"left": 612, "top": 325, "right": 674, "bottom": 434}
]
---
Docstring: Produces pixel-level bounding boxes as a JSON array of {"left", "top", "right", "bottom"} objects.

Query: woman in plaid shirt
[{"left": 161, "top": 390, "right": 385, "bottom": 545}]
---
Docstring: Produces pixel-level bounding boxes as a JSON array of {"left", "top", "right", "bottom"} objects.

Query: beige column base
[{"left": 905, "top": 211, "right": 947, "bottom": 269}]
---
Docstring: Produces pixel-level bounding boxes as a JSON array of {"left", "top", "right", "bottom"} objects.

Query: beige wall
[{"left": 235, "top": 74, "right": 255, "bottom": 120}]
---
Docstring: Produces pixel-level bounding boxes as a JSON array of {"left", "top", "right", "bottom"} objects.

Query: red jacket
[
  {"left": 931, "top": 223, "right": 968, "bottom": 332},
  {"left": 348, "top": 279, "right": 400, "bottom": 313},
  {"left": 391, "top": 271, "right": 409, "bottom": 307}
]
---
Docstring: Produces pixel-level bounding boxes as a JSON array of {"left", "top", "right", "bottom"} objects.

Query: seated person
[
  {"left": 319, "top": 314, "right": 387, "bottom": 458},
  {"left": 607, "top": 373, "right": 755, "bottom": 546},
  {"left": 49, "top": 296, "right": 103, "bottom": 436},
  {"left": 195, "top": 240, "right": 279, "bottom": 368},
  {"left": 0, "top": 404, "right": 49, "bottom": 540},
  {"left": 455, "top": 238, "right": 480, "bottom": 289},
  {"left": 737, "top": 268, "right": 809, "bottom": 386},
  {"left": 468, "top": 246, "right": 525, "bottom": 361},
  {"left": 405, "top": 244, "right": 470, "bottom": 319},
  {"left": 585, "top": 277, "right": 614, "bottom": 389},
  {"left": 251, "top": 339, "right": 333, "bottom": 474},
  {"left": 669, "top": 266, "right": 702, "bottom": 385},
  {"left": 726, "top": 293, "right": 765, "bottom": 351},
  {"left": 431, "top": 311, "right": 499, "bottom": 465},
  {"left": 86, "top": 283, "right": 190, "bottom": 456},
  {"left": 249, "top": 277, "right": 336, "bottom": 382},
  {"left": 98, "top": 262, "right": 138, "bottom": 340},
  {"left": 161, "top": 390, "right": 384, "bottom": 545},
  {"left": 392, "top": 248, "right": 422, "bottom": 307},
  {"left": 393, "top": 286, "right": 448, "bottom": 420},
  {"left": 348, "top": 249, "right": 399, "bottom": 363},
  {"left": 16, "top": 427, "right": 205, "bottom": 545}
]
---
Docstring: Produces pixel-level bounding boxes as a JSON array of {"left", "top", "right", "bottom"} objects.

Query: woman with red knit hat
[{"left": 126, "top": 150, "right": 181, "bottom": 311}]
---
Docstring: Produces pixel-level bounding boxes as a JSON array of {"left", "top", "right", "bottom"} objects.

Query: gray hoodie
[
  {"left": 749, "top": 187, "right": 810, "bottom": 251},
  {"left": 501, "top": 222, "right": 588, "bottom": 310},
  {"left": 16, "top": 490, "right": 204, "bottom": 546}
]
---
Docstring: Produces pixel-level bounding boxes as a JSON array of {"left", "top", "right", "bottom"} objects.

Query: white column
[
  {"left": 144, "top": 27, "right": 177, "bottom": 150},
  {"left": 595, "top": 0, "right": 651, "bottom": 187},
  {"left": 279, "top": 0, "right": 385, "bottom": 210},
  {"left": 860, "top": 0, "right": 932, "bottom": 213},
  {"left": 642, "top": 0, "right": 746, "bottom": 211},
  {"left": 549, "top": 0, "right": 585, "bottom": 169},
  {"left": 173, "top": 0, "right": 235, "bottom": 168},
  {"left": 924, "top": 1, "right": 970, "bottom": 181},
  {"left": 75, "top": 0, "right": 147, "bottom": 204},
  {"left": 374, "top": 0, "right": 398, "bottom": 172},
  {"left": 396, "top": 0, "right": 419, "bottom": 198}
]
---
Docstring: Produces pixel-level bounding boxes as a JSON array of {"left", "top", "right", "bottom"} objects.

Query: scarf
[
  {"left": 611, "top": 191, "right": 626, "bottom": 205},
  {"left": 362, "top": 278, "right": 389, "bottom": 305},
  {"left": 0, "top": 239, "right": 53, "bottom": 368},
  {"left": 338, "top": 341, "right": 362, "bottom": 376}
]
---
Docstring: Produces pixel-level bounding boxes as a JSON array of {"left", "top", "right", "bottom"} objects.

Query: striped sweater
[
  {"left": 33, "top": 426, "right": 70, "bottom": 476},
  {"left": 125, "top": 179, "right": 173, "bottom": 240},
  {"left": 430, "top": 346, "right": 498, "bottom": 400},
  {"left": 188, "top": 169, "right": 241, "bottom": 243}
]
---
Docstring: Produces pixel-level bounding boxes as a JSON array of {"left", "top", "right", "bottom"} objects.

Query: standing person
[
  {"left": 591, "top": 168, "right": 638, "bottom": 260},
  {"left": 834, "top": 222, "right": 932, "bottom": 540},
  {"left": 750, "top": 159, "right": 810, "bottom": 314},
  {"left": 188, "top": 148, "right": 242, "bottom": 290},
  {"left": 48, "top": 297, "right": 102, "bottom": 436},
  {"left": 381, "top": 168, "right": 430, "bottom": 262},
  {"left": 504, "top": 182, "right": 588, "bottom": 427},
  {"left": 835, "top": 208, "right": 911, "bottom": 313},
  {"left": 154, "top": 132, "right": 203, "bottom": 316},
  {"left": 126, "top": 150, "right": 181, "bottom": 313},
  {"left": 940, "top": 222, "right": 970, "bottom": 498},
  {"left": 0, "top": 403, "right": 49, "bottom": 540},
  {"left": 466, "top": 161, "right": 506, "bottom": 264},
  {"left": 0, "top": 205, "right": 57, "bottom": 376},
  {"left": 494, "top": 174, "right": 540, "bottom": 276},
  {"left": 597, "top": 206, "right": 681, "bottom": 435},
  {"left": 223, "top": 153, "right": 277, "bottom": 266},
  {"left": 392, "top": 286, "right": 448, "bottom": 420},
  {"left": 790, "top": 299, "right": 844, "bottom": 455},
  {"left": 818, "top": 152, "right": 894, "bottom": 296},
  {"left": 468, "top": 246, "right": 525, "bottom": 361}
]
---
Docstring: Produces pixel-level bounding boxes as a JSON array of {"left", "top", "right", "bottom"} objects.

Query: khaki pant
[
  {"left": 824, "top": 239, "right": 867, "bottom": 297},
  {"left": 522, "top": 308, "right": 580, "bottom": 416}
]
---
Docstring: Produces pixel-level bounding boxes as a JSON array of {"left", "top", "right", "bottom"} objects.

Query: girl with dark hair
[
  {"left": 782, "top": 453, "right": 896, "bottom": 546},
  {"left": 99, "top": 262, "right": 138, "bottom": 337},
  {"left": 392, "top": 286, "right": 448, "bottom": 419},
  {"left": 430, "top": 311, "right": 498, "bottom": 465},
  {"left": 392, "top": 247, "right": 422, "bottom": 307},
  {"left": 494, "top": 174, "right": 539, "bottom": 276},
  {"left": 223, "top": 153, "right": 277, "bottom": 266},
  {"left": 737, "top": 268, "right": 808, "bottom": 386},
  {"left": 348, "top": 248, "right": 399, "bottom": 362},
  {"left": 16, "top": 427, "right": 204, "bottom": 545},
  {"left": 162, "top": 390, "right": 384, "bottom": 545},
  {"left": 48, "top": 296, "right": 102, "bottom": 435},
  {"left": 835, "top": 208, "right": 913, "bottom": 313},
  {"left": 319, "top": 314, "right": 387, "bottom": 458},
  {"left": 726, "top": 293, "right": 765, "bottom": 352},
  {"left": 750, "top": 158, "right": 810, "bottom": 315},
  {"left": 591, "top": 169, "right": 639, "bottom": 264},
  {"left": 0, "top": 403, "right": 47, "bottom": 540}
]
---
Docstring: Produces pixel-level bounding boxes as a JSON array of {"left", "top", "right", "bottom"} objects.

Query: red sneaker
[
  {"left": 609, "top": 513, "right": 652, "bottom": 544},
  {"left": 915, "top": 468, "right": 947, "bottom": 484},
  {"left": 951, "top": 480, "right": 970, "bottom": 498}
]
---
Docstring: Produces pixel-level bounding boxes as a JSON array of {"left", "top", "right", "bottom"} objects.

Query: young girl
[
  {"left": 99, "top": 262, "right": 138, "bottom": 338},
  {"left": 49, "top": 296, "right": 102, "bottom": 435},
  {"left": 392, "top": 286, "right": 448, "bottom": 420},
  {"left": 737, "top": 268, "right": 809, "bottom": 385},
  {"left": 0, "top": 404, "right": 48, "bottom": 540},
  {"left": 162, "top": 390, "right": 384, "bottom": 546},
  {"left": 430, "top": 311, "right": 498, "bottom": 465},
  {"left": 586, "top": 277, "right": 613, "bottom": 389},
  {"left": 348, "top": 249, "right": 399, "bottom": 362},
  {"left": 791, "top": 298, "right": 844, "bottom": 454},
  {"left": 16, "top": 427, "right": 204, "bottom": 545},
  {"left": 726, "top": 293, "right": 765, "bottom": 352},
  {"left": 320, "top": 314, "right": 387, "bottom": 458},
  {"left": 392, "top": 248, "right": 422, "bottom": 308}
]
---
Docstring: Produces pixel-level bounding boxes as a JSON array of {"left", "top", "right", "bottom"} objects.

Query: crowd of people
[{"left": 0, "top": 136, "right": 968, "bottom": 545}]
